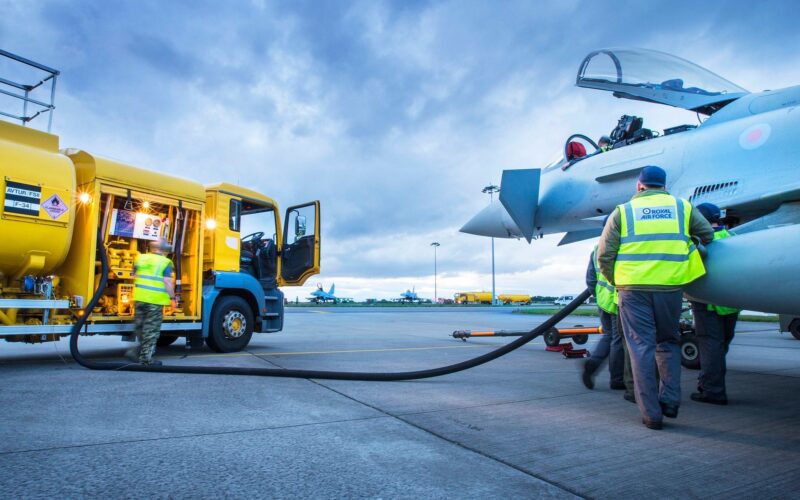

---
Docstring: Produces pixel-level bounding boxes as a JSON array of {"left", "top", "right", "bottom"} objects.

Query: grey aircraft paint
[{"left": 460, "top": 48, "right": 800, "bottom": 316}]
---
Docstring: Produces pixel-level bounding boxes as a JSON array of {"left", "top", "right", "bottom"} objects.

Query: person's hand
[{"left": 170, "top": 298, "right": 178, "bottom": 311}]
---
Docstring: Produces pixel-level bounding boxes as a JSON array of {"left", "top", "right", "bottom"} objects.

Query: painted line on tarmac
[{"left": 165, "top": 344, "right": 488, "bottom": 360}]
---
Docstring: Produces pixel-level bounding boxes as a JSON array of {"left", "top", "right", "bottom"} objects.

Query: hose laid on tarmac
[{"left": 70, "top": 233, "right": 591, "bottom": 380}]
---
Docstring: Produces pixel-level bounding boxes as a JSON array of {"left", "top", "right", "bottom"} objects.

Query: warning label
[
  {"left": 636, "top": 206, "right": 676, "bottom": 221},
  {"left": 4, "top": 180, "right": 41, "bottom": 217},
  {"left": 41, "top": 194, "right": 69, "bottom": 220}
]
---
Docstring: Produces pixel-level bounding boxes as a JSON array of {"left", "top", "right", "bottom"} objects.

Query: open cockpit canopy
[{"left": 577, "top": 48, "right": 748, "bottom": 115}]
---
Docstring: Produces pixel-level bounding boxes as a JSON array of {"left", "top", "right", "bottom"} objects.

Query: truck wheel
[
  {"left": 573, "top": 334, "right": 589, "bottom": 345},
  {"left": 789, "top": 319, "right": 800, "bottom": 340},
  {"left": 207, "top": 296, "right": 254, "bottom": 353},
  {"left": 544, "top": 328, "right": 561, "bottom": 347},
  {"left": 156, "top": 335, "right": 179, "bottom": 347},
  {"left": 680, "top": 333, "right": 700, "bottom": 370}
]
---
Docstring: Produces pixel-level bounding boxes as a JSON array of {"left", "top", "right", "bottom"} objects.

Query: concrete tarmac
[{"left": 0, "top": 307, "right": 798, "bottom": 499}]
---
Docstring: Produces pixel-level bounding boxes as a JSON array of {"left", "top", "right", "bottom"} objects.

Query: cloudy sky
[{"left": 2, "top": 0, "right": 799, "bottom": 301}]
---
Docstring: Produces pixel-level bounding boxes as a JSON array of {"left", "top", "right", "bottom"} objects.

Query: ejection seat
[{"left": 609, "top": 114, "right": 653, "bottom": 149}]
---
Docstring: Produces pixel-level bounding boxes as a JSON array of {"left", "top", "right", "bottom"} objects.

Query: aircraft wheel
[
  {"left": 544, "top": 328, "right": 561, "bottom": 347},
  {"left": 789, "top": 319, "right": 800, "bottom": 340},
  {"left": 207, "top": 296, "right": 254, "bottom": 353},
  {"left": 680, "top": 333, "right": 700, "bottom": 370},
  {"left": 573, "top": 334, "right": 589, "bottom": 345}
]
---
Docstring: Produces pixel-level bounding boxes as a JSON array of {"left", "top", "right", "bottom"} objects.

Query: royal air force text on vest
[{"left": 636, "top": 207, "right": 676, "bottom": 221}]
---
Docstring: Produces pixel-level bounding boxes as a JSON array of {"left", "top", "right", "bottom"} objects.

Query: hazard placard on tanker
[{"left": 3, "top": 180, "right": 42, "bottom": 217}]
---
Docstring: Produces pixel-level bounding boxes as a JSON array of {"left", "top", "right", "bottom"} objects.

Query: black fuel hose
[{"left": 70, "top": 233, "right": 592, "bottom": 380}]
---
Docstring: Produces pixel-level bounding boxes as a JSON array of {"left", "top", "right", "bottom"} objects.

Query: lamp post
[
  {"left": 482, "top": 184, "right": 500, "bottom": 306},
  {"left": 430, "top": 242, "right": 440, "bottom": 304}
]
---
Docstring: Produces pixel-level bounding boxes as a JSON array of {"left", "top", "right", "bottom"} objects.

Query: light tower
[
  {"left": 482, "top": 184, "right": 500, "bottom": 306},
  {"left": 430, "top": 242, "right": 440, "bottom": 303}
]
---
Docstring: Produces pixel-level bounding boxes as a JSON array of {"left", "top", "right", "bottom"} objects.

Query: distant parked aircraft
[
  {"left": 399, "top": 288, "right": 425, "bottom": 303},
  {"left": 309, "top": 283, "right": 340, "bottom": 303}
]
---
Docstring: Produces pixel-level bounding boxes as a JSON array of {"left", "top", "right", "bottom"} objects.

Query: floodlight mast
[
  {"left": 430, "top": 242, "right": 440, "bottom": 303},
  {"left": 482, "top": 184, "right": 500, "bottom": 306}
]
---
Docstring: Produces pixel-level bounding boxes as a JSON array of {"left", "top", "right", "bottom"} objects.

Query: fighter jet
[
  {"left": 308, "top": 283, "right": 340, "bottom": 303},
  {"left": 461, "top": 48, "right": 800, "bottom": 316},
  {"left": 399, "top": 288, "right": 425, "bottom": 303}
]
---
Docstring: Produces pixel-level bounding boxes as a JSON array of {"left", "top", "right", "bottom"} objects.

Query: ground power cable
[{"left": 70, "top": 231, "right": 591, "bottom": 380}]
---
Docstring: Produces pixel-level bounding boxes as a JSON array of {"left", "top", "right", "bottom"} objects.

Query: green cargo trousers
[{"left": 134, "top": 301, "right": 163, "bottom": 364}]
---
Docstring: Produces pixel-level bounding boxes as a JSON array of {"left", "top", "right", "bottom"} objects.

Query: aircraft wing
[{"left": 558, "top": 229, "right": 603, "bottom": 246}]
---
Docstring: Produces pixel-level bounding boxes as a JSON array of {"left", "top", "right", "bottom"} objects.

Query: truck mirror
[{"left": 295, "top": 215, "right": 307, "bottom": 238}]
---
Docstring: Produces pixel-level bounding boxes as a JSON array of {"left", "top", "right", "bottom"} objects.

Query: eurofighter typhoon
[{"left": 461, "top": 48, "right": 800, "bottom": 316}]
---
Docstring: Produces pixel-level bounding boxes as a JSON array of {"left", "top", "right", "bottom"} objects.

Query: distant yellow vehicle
[
  {"left": 454, "top": 292, "right": 531, "bottom": 305},
  {"left": 498, "top": 294, "right": 532, "bottom": 305},
  {"left": 454, "top": 292, "right": 492, "bottom": 304}
]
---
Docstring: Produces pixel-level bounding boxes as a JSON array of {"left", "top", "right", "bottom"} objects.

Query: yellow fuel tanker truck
[
  {"left": 454, "top": 292, "right": 531, "bottom": 305},
  {"left": 0, "top": 50, "right": 320, "bottom": 352}
]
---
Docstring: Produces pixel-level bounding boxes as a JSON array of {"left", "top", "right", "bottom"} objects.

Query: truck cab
[{"left": 201, "top": 183, "right": 320, "bottom": 352}]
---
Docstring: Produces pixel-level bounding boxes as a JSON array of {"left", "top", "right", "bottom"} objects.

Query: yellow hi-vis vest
[
  {"left": 134, "top": 253, "right": 172, "bottom": 306},
  {"left": 707, "top": 229, "right": 739, "bottom": 316},
  {"left": 614, "top": 193, "right": 705, "bottom": 286},
  {"left": 592, "top": 245, "right": 618, "bottom": 315}
]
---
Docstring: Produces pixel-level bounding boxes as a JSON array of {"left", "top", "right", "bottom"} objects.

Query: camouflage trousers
[{"left": 134, "top": 301, "right": 163, "bottom": 364}]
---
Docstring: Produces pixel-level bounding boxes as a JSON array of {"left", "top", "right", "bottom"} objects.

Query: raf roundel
[{"left": 739, "top": 123, "right": 771, "bottom": 150}]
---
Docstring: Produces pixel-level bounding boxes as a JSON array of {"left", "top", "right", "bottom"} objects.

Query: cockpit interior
[{"left": 551, "top": 48, "right": 750, "bottom": 172}]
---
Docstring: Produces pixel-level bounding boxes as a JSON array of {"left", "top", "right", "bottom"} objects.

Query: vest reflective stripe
[
  {"left": 616, "top": 246, "right": 697, "bottom": 262},
  {"left": 707, "top": 229, "right": 740, "bottom": 315},
  {"left": 136, "top": 274, "right": 165, "bottom": 281},
  {"left": 614, "top": 193, "right": 705, "bottom": 286},
  {"left": 593, "top": 247, "right": 618, "bottom": 315},
  {"left": 134, "top": 253, "right": 172, "bottom": 305}
]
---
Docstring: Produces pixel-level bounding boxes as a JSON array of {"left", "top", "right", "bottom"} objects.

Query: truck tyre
[
  {"left": 207, "top": 295, "right": 254, "bottom": 353},
  {"left": 680, "top": 333, "right": 701, "bottom": 370},
  {"left": 789, "top": 319, "right": 800, "bottom": 340},
  {"left": 544, "top": 328, "right": 561, "bottom": 347},
  {"left": 156, "top": 335, "right": 179, "bottom": 347}
]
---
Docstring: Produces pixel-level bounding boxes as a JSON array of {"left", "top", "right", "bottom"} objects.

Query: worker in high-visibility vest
[
  {"left": 581, "top": 217, "right": 624, "bottom": 391},
  {"left": 597, "top": 166, "right": 714, "bottom": 430},
  {"left": 598, "top": 135, "right": 612, "bottom": 152},
  {"left": 129, "top": 239, "right": 176, "bottom": 366},
  {"left": 689, "top": 203, "right": 739, "bottom": 405}
]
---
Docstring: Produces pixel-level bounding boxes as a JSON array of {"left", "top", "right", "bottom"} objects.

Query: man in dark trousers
[
  {"left": 690, "top": 203, "right": 739, "bottom": 405},
  {"left": 597, "top": 166, "right": 714, "bottom": 429},
  {"left": 581, "top": 219, "right": 624, "bottom": 391}
]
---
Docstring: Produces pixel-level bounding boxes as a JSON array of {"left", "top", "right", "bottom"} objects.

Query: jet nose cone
[{"left": 460, "top": 203, "right": 521, "bottom": 238}]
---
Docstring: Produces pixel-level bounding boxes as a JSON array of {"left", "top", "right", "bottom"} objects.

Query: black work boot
[
  {"left": 691, "top": 392, "right": 728, "bottom": 405},
  {"left": 581, "top": 360, "right": 597, "bottom": 390},
  {"left": 660, "top": 402, "right": 679, "bottom": 419},
  {"left": 642, "top": 418, "right": 663, "bottom": 430}
]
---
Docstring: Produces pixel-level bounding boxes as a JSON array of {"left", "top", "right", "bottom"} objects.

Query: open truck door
[{"left": 279, "top": 201, "right": 320, "bottom": 286}]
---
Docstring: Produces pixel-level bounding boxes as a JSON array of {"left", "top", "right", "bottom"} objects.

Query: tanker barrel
[
  {"left": 685, "top": 224, "right": 800, "bottom": 316},
  {"left": 0, "top": 122, "right": 76, "bottom": 280}
]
